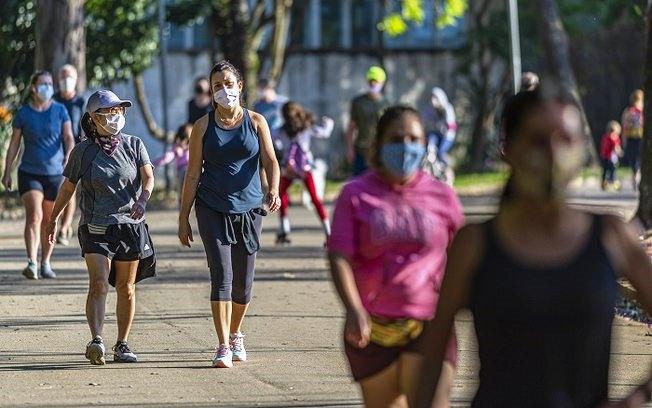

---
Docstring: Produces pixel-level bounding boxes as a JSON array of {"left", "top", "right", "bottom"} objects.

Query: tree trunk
[
  {"left": 268, "top": 0, "right": 293, "bottom": 84},
  {"left": 35, "top": 0, "right": 86, "bottom": 90},
  {"left": 537, "top": 0, "right": 598, "bottom": 166},
  {"left": 635, "top": 3, "right": 652, "bottom": 228}
]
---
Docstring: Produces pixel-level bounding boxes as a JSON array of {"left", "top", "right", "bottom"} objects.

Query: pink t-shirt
[{"left": 329, "top": 171, "right": 464, "bottom": 320}]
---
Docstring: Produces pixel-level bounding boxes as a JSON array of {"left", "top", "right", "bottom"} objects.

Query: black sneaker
[
  {"left": 275, "top": 233, "right": 291, "bottom": 246},
  {"left": 85, "top": 337, "right": 106, "bottom": 365},
  {"left": 113, "top": 341, "right": 138, "bottom": 363}
]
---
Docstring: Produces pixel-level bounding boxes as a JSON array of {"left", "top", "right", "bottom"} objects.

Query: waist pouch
[{"left": 370, "top": 317, "right": 424, "bottom": 348}]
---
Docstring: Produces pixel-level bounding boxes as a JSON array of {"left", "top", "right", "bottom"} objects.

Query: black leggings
[{"left": 195, "top": 203, "right": 262, "bottom": 303}]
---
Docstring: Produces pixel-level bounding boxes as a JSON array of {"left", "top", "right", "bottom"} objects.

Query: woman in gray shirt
[{"left": 46, "top": 90, "right": 155, "bottom": 366}]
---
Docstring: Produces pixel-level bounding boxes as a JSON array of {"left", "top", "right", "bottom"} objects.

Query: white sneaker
[
  {"left": 212, "top": 344, "right": 233, "bottom": 368},
  {"left": 22, "top": 262, "right": 38, "bottom": 280},
  {"left": 230, "top": 332, "right": 247, "bottom": 362},
  {"left": 113, "top": 341, "right": 138, "bottom": 363},
  {"left": 85, "top": 337, "right": 106, "bottom": 365}
]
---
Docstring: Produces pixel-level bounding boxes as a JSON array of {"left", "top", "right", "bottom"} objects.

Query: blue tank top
[
  {"left": 197, "top": 109, "right": 263, "bottom": 214},
  {"left": 469, "top": 214, "right": 618, "bottom": 407}
]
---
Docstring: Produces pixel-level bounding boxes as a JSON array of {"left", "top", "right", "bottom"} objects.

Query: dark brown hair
[
  {"left": 81, "top": 112, "right": 99, "bottom": 140},
  {"left": 282, "top": 101, "right": 315, "bottom": 139},
  {"left": 369, "top": 105, "right": 424, "bottom": 169},
  {"left": 26, "top": 70, "right": 52, "bottom": 101}
]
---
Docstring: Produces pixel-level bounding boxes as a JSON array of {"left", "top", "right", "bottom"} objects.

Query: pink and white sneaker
[
  {"left": 230, "top": 332, "right": 247, "bottom": 362},
  {"left": 212, "top": 344, "right": 233, "bottom": 368}
]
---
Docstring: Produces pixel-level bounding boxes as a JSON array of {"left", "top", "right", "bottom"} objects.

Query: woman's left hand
[
  {"left": 602, "top": 382, "right": 651, "bottom": 407},
  {"left": 130, "top": 200, "right": 146, "bottom": 220},
  {"left": 266, "top": 191, "right": 280, "bottom": 212}
]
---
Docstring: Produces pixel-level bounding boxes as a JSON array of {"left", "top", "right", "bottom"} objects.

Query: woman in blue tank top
[
  {"left": 414, "top": 89, "right": 652, "bottom": 407},
  {"left": 178, "top": 60, "right": 281, "bottom": 368}
]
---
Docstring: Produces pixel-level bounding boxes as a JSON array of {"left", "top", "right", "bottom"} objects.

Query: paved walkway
[{"left": 0, "top": 193, "right": 651, "bottom": 407}]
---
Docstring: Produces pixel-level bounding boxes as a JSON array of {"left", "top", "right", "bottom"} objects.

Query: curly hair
[{"left": 281, "top": 101, "right": 315, "bottom": 139}]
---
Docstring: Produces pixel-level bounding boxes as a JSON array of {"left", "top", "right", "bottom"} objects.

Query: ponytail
[{"left": 81, "top": 112, "right": 98, "bottom": 140}]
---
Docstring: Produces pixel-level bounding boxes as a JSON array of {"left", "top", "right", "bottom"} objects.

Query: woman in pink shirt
[{"left": 328, "top": 106, "right": 463, "bottom": 407}]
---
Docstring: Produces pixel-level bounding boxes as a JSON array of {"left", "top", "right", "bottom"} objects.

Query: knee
[
  {"left": 116, "top": 282, "right": 136, "bottom": 300},
  {"left": 231, "top": 282, "right": 251, "bottom": 304},
  {"left": 26, "top": 210, "right": 43, "bottom": 227},
  {"left": 88, "top": 280, "right": 109, "bottom": 298}
]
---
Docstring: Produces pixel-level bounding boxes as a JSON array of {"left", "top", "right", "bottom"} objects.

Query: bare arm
[
  {"left": 601, "top": 216, "right": 652, "bottom": 405},
  {"left": 413, "top": 224, "right": 483, "bottom": 408},
  {"left": 177, "top": 116, "right": 207, "bottom": 247},
  {"left": 61, "top": 121, "right": 74, "bottom": 166},
  {"left": 251, "top": 111, "right": 281, "bottom": 211},
  {"left": 46, "top": 179, "right": 77, "bottom": 243},
  {"left": 130, "top": 163, "right": 154, "bottom": 220},
  {"left": 328, "top": 252, "right": 371, "bottom": 349},
  {"left": 2, "top": 128, "right": 22, "bottom": 190}
]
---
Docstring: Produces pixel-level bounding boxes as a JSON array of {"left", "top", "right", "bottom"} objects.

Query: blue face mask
[
  {"left": 36, "top": 84, "right": 54, "bottom": 101},
  {"left": 380, "top": 142, "right": 426, "bottom": 178}
]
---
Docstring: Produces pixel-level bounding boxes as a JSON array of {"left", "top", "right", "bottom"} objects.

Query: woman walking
[
  {"left": 415, "top": 89, "right": 652, "bottom": 407},
  {"left": 274, "top": 101, "right": 333, "bottom": 245},
  {"left": 178, "top": 60, "right": 280, "bottom": 368},
  {"left": 328, "top": 106, "right": 464, "bottom": 407},
  {"left": 45, "top": 90, "right": 156, "bottom": 365},
  {"left": 2, "top": 70, "right": 74, "bottom": 279}
]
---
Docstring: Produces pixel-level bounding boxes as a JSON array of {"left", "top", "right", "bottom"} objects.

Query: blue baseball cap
[{"left": 86, "top": 90, "right": 132, "bottom": 113}]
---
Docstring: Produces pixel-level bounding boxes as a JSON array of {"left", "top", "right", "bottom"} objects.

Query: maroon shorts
[{"left": 344, "top": 329, "right": 457, "bottom": 382}]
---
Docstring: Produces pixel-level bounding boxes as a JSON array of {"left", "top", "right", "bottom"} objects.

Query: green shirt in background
[{"left": 350, "top": 93, "right": 390, "bottom": 153}]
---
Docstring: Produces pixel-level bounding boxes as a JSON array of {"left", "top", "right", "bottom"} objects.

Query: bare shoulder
[
  {"left": 192, "top": 114, "right": 209, "bottom": 134},
  {"left": 248, "top": 110, "right": 267, "bottom": 127}
]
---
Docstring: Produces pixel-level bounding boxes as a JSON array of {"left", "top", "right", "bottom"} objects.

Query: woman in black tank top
[{"left": 414, "top": 89, "right": 652, "bottom": 407}]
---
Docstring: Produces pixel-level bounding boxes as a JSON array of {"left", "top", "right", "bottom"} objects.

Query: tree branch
[
  {"left": 251, "top": 0, "right": 267, "bottom": 31},
  {"left": 133, "top": 74, "right": 173, "bottom": 142}
]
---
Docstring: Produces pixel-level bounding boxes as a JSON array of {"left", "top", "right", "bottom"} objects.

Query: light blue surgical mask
[
  {"left": 36, "top": 84, "right": 54, "bottom": 101},
  {"left": 380, "top": 142, "right": 426, "bottom": 178}
]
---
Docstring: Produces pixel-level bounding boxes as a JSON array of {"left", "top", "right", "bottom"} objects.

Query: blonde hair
[
  {"left": 631, "top": 89, "right": 644, "bottom": 105},
  {"left": 607, "top": 120, "right": 621, "bottom": 134}
]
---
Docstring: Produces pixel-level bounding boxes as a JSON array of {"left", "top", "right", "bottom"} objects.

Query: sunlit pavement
[{"left": 0, "top": 192, "right": 649, "bottom": 407}]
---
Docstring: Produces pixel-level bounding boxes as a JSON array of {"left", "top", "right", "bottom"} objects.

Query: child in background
[
  {"left": 274, "top": 101, "right": 334, "bottom": 245},
  {"left": 153, "top": 124, "right": 191, "bottom": 199},
  {"left": 600, "top": 121, "right": 623, "bottom": 191}
]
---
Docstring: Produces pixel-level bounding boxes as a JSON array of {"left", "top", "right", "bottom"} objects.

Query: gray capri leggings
[{"left": 195, "top": 202, "right": 263, "bottom": 303}]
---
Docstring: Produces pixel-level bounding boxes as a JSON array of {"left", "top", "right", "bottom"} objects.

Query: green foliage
[
  {"left": 0, "top": 0, "right": 160, "bottom": 109},
  {"left": 0, "top": 0, "right": 36, "bottom": 107},
  {"left": 85, "top": 0, "right": 159, "bottom": 85},
  {"left": 379, "top": 0, "right": 467, "bottom": 36}
]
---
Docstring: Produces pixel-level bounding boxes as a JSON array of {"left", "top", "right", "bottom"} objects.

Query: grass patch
[{"left": 453, "top": 171, "right": 508, "bottom": 189}]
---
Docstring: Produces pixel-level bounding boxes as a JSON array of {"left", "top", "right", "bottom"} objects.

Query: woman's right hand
[
  {"left": 46, "top": 218, "right": 58, "bottom": 245},
  {"left": 345, "top": 308, "right": 371, "bottom": 349},
  {"left": 2, "top": 172, "right": 12, "bottom": 191},
  {"left": 178, "top": 218, "right": 193, "bottom": 248}
]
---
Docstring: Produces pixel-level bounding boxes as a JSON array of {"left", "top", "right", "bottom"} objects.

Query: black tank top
[{"left": 469, "top": 214, "right": 618, "bottom": 408}]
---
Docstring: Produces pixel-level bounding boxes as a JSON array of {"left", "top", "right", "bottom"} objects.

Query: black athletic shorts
[
  {"left": 78, "top": 222, "right": 154, "bottom": 262},
  {"left": 18, "top": 170, "right": 64, "bottom": 201}
]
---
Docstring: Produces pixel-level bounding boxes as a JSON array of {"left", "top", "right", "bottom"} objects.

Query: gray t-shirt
[{"left": 63, "top": 134, "right": 152, "bottom": 226}]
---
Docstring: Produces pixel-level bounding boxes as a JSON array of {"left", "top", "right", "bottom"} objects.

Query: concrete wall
[{"left": 110, "top": 51, "right": 459, "bottom": 182}]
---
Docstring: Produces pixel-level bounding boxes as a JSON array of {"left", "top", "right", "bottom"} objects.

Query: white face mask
[
  {"left": 96, "top": 113, "right": 126, "bottom": 135},
  {"left": 369, "top": 83, "right": 384, "bottom": 94},
  {"left": 214, "top": 87, "right": 240, "bottom": 109},
  {"left": 59, "top": 77, "right": 76, "bottom": 93}
]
